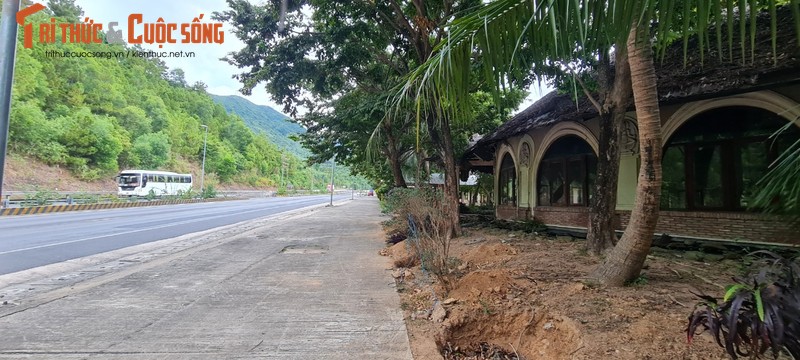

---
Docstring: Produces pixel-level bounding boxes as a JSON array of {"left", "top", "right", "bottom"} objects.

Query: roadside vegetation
[
  {"left": 381, "top": 187, "right": 800, "bottom": 359},
  {"left": 8, "top": 0, "right": 364, "bottom": 193}
]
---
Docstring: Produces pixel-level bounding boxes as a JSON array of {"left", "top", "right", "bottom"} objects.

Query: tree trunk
[
  {"left": 587, "top": 110, "right": 622, "bottom": 253},
  {"left": 384, "top": 124, "right": 408, "bottom": 188},
  {"left": 587, "top": 50, "right": 633, "bottom": 254},
  {"left": 470, "top": 186, "right": 477, "bottom": 206},
  {"left": 590, "top": 22, "right": 663, "bottom": 286},
  {"left": 426, "top": 114, "right": 461, "bottom": 238},
  {"left": 387, "top": 145, "right": 408, "bottom": 188}
]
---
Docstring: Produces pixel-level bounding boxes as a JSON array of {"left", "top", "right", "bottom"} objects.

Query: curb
[{"left": 0, "top": 198, "right": 233, "bottom": 217}]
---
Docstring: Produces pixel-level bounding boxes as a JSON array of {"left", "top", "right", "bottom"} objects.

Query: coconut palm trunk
[{"left": 590, "top": 22, "right": 663, "bottom": 286}]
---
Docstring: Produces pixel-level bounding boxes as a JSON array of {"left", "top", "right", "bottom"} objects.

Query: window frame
[
  {"left": 498, "top": 154, "right": 517, "bottom": 206},
  {"left": 538, "top": 154, "right": 594, "bottom": 207},
  {"left": 661, "top": 106, "right": 797, "bottom": 212}
]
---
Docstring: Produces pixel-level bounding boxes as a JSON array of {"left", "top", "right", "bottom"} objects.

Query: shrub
[
  {"left": 179, "top": 189, "right": 197, "bottom": 200},
  {"left": 385, "top": 187, "right": 458, "bottom": 293},
  {"left": 201, "top": 184, "right": 217, "bottom": 199},
  {"left": 687, "top": 251, "right": 800, "bottom": 359},
  {"left": 24, "top": 187, "right": 59, "bottom": 206},
  {"left": 73, "top": 191, "right": 100, "bottom": 204}
]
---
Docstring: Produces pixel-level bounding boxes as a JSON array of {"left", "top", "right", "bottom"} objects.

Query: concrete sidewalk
[{"left": 0, "top": 198, "right": 412, "bottom": 359}]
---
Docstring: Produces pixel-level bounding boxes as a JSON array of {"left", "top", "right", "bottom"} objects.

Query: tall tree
[
  {"left": 215, "top": 0, "right": 523, "bottom": 236},
  {"left": 7, "top": 12, "right": 353, "bottom": 189},
  {"left": 299, "top": 89, "right": 414, "bottom": 188},
  {"left": 47, "top": 0, "right": 83, "bottom": 21},
  {"left": 398, "top": 0, "right": 799, "bottom": 285},
  {"left": 589, "top": 19, "right": 663, "bottom": 284}
]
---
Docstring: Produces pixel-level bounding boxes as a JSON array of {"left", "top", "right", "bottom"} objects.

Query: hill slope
[{"left": 210, "top": 95, "right": 309, "bottom": 158}]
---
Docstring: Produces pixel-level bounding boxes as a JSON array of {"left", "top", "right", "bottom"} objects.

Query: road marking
[{"left": 0, "top": 206, "right": 294, "bottom": 256}]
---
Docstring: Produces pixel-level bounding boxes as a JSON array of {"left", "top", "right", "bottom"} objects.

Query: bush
[
  {"left": 201, "top": 184, "right": 217, "bottom": 199},
  {"left": 178, "top": 189, "right": 197, "bottom": 200},
  {"left": 23, "top": 187, "right": 59, "bottom": 206},
  {"left": 687, "top": 251, "right": 800, "bottom": 359},
  {"left": 73, "top": 191, "right": 100, "bottom": 204},
  {"left": 384, "top": 187, "right": 458, "bottom": 293}
]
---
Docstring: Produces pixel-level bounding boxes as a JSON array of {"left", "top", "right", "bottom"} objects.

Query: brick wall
[
  {"left": 532, "top": 206, "right": 590, "bottom": 228},
  {"left": 617, "top": 210, "right": 798, "bottom": 245},
  {"left": 496, "top": 205, "right": 531, "bottom": 221},
  {"left": 503, "top": 206, "right": 797, "bottom": 245}
]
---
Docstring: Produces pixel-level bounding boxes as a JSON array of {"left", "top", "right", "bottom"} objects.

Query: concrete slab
[{"left": 0, "top": 198, "right": 412, "bottom": 359}]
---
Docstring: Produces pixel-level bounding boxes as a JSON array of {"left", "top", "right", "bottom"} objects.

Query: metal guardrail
[{"left": 1, "top": 189, "right": 355, "bottom": 209}]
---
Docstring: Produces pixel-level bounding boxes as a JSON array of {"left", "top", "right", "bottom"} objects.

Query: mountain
[{"left": 210, "top": 94, "right": 309, "bottom": 158}]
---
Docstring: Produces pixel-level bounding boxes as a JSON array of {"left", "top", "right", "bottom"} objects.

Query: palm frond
[{"left": 750, "top": 120, "right": 800, "bottom": 222}]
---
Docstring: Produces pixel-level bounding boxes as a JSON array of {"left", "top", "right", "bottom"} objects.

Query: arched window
[
  {"left": 661, "top": 106, "right": 799, "bottom": 211},
  {"left": 537, "top": 135, "right": 597, "bottom": 206},
  {"left": 498, "top": 153, "right": 516, "bottom": 206}
]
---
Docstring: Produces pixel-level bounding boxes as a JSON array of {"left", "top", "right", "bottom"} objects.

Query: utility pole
[
  {"left": 0, "top": 0, "right": 22, "bottom": 207},
  {"left": 280, "top": 152, "right": 285, "bottom": 190},
  {"left": 200, "top": 125, "right": 208, "bottom": 196},
  {"left": 329, "top": 157, "right": 335, "bottom": 206}
]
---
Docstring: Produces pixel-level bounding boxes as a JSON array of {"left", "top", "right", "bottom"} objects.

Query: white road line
[{"left": 0, "top": 206, "right": 287, "bottom": 256}]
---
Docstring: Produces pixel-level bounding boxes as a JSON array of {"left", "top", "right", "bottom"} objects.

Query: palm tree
[{"left": 397, "top": 0, "right": 800, "bottom": 285}]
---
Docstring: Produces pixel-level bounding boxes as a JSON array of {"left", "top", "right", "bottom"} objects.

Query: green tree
[
  {"left": 47, "top": 0, "right": 83, "bottom": 21},
  {"left": 117, "top": 106, "right": 152, "bottom": 138},
  {"left": 57, "top": 108, "right": 123, "bottom": 178},
  {"left": 131, "top": 132, "right": 171, "bottom": 169},
  {"left": 7, "top": 12, "right": 366, "bottom": 191},
  {"left": 215, "top": 0, "right": 524, "bottom": 237},
  {"left": 399, "top": 0, "right": 799, "bottom": 285},
  {"left": 166, "top": 69, "right": 188, "bottom": 88}
]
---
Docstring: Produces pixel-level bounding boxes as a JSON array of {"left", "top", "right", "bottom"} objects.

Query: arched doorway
[
  {"left": 536, "top": 135, "right": 598, "bottom": 206},
  {"left": 661, "top": 106, "right": 799, "bottom": 210}
]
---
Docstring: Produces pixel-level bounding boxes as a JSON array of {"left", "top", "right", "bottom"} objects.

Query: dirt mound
[
  {"left": 381, "top": 221, "right": 742, "bottom": 360},
  {"left": 448, "top": 269, "right": 517, "bottom": 302},
  {"left": 385, "top": 240, "right": 418, "bottom": 268},
  {"left": 459, "top": 242, "right": 517, "bottom": 270}
]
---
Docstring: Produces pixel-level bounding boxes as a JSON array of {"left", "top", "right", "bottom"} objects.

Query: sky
[{"left": 74, "top": 0, "right": 549, "bottom": 117}]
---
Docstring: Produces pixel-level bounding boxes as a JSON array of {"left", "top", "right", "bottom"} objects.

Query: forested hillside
[
  {"left": 7, "top": 5, "right": 363, "bottom": 192},
  {"left": 210, "top": 95, "right": 309, "bottom": 158}
]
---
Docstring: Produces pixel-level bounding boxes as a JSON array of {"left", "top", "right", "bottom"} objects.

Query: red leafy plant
[{"left": 687, "top": 251, "right": 800, "bottom": 359}]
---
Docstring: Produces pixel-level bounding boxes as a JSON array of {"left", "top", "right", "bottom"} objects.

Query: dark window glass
[
  {"left": 536, "top": 136, "right": 597, "bottom": 207},
  {"left": 498, "top": 154, "right": 516, "bottom": 206},
  {"left": 692, "top": 144, "right": 724, "bottom": 208},
  {"left": 661, "top": 146, "right": 686, "bottom": 209},
  {"left": 538, "top": 171, "right": 550, "bottom": 206},
  {"left": 567, "top": 159, "right": 584, "bottom": 205},
  {"left": 735, "top": 142, "right": 769, "bottom": 208},
  {"left": 548, "top": 160, "right": 565, "bottom": 205},
  {"left": 661, "top": 106, "right": 798, "bottom": 211},
  {"left": 587, "top": 155, "right": 597, "bottom": 205}
]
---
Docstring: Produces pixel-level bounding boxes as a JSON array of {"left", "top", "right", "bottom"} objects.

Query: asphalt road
[{"left": 0, "top": 195, "right": 351, "bottom": 275}]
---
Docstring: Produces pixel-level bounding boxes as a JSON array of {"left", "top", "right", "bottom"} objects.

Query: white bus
[{"left": 117, "top": 170, "right": 193, "bottom": 197}]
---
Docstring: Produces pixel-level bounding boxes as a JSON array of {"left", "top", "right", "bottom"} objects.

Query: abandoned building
[{"left": 463, "top": 10, "right": 800, "bottom": 245}]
